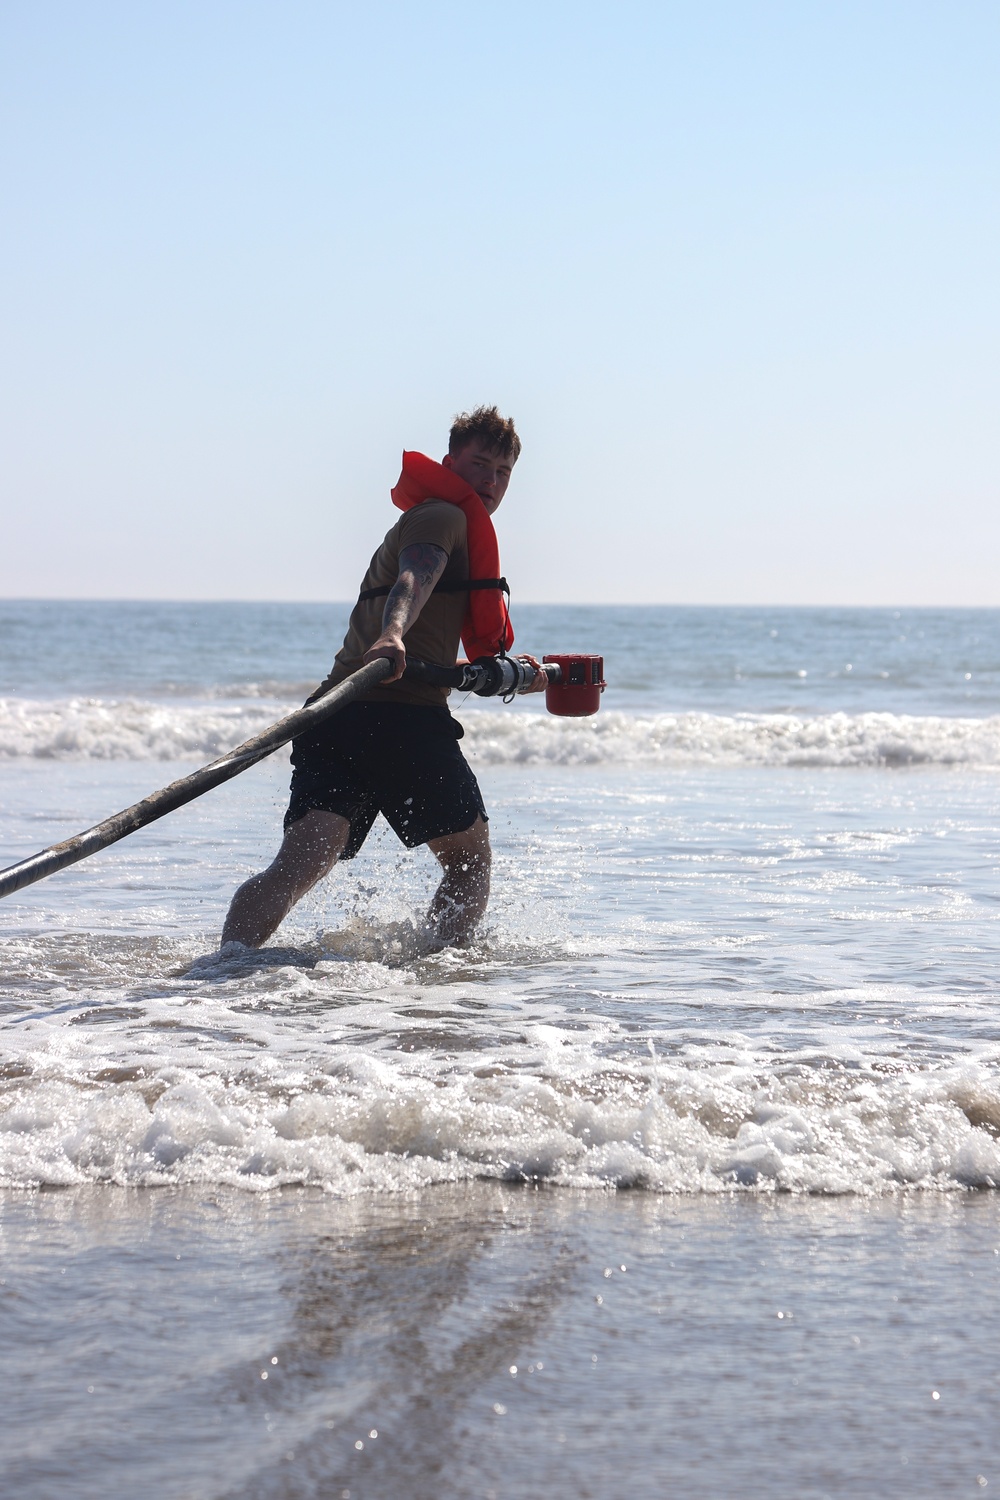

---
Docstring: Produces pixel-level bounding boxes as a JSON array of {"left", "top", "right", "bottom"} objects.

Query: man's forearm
[{"left": 380, "top": 576, "right": 423, "bottom": 641}]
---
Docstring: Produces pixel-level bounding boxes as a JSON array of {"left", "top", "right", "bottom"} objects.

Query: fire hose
[{"left": 0, "top": 652, "right": 604, "bottom": 901}]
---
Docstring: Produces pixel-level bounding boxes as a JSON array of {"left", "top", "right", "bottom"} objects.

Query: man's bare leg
[
  {"left": 425, "top": 817, "right": 491, "bottom": 945},
  {"left": 221, "top": 810, "right": 351, "bottom": 949}
]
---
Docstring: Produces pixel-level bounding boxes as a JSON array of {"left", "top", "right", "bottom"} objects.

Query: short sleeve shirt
[{"left": 315, "top": 501, "right": 470, "bottom": 707}]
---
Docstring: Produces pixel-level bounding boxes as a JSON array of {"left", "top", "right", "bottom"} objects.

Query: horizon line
[{"left": 3, "top": 597, "right": 1000, "bottom": 612}]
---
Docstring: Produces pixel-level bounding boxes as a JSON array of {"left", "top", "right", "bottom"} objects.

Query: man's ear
[{"left": 441, "top": 453, "right": 453, "bottom": 470}]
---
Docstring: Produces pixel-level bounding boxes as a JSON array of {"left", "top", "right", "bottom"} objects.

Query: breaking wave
[
  {"left": 463, "top": 709, "right": 1000, "bottom": 769},
  {"left": 2, "top": 1025, "right": 999, "bottom": 1196},
  {"left": 3, "top": 697, "right": 1000, "bottom": 768},
  {"left": 0, "top": 697, "right": 286, "bottom": 763}
]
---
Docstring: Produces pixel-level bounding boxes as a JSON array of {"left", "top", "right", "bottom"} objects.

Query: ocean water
[{"left": 3, "top": 601, "right": 1000, "bottom": 1497}]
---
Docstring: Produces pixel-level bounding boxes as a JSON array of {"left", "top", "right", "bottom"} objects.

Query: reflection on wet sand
[
  {"left": 241, "top": 1193, "right": 574, "bottom": 1497},
  {"left": 0, "top": 1182, "right": 580, "bottom": 1500}
]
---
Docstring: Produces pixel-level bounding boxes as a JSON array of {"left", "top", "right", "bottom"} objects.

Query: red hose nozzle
[{"left": 542, "top": 654, "right": 606, "bottom": 717}]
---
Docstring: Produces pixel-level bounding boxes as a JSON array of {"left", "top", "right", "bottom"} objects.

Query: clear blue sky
[{"left": 2, "top": 1, "right": 998, "bottom": 604}]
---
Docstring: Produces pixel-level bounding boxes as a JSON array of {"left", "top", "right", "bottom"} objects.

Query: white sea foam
[
  {"left": 2, "top": 1028, "right": 999, "bottom": 1195},
  {"left": 2, "top": 923, "right": 998, "bottom": 1198},
  {"left": 4, "top": 696, "right": 1000, "bottom": 768},
  {"left": 0, "top": 697, "right": 285, "bottom": 762},
  {"left": 463, "top": 709, "right": 1000, "bottom": 769}
]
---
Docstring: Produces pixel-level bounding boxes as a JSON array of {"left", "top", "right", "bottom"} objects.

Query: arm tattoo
[{"left": 381, "top": 542, "right": 449, "bottom": 637}]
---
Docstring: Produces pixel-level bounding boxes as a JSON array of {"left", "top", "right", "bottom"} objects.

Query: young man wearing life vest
[{"left": 220, "top": 405, "right": 544, "bottom": 951}]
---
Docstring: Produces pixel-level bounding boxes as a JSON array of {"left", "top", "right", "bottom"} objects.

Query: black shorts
[{"left": 284, "top": 702, "right": 488, "bottom": 860}]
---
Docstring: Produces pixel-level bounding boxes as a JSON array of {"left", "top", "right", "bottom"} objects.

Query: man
[{"left": 220, "top": 405, "right": 544, "bottom": 951}]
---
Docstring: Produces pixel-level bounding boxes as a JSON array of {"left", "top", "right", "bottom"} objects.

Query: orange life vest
[{"left": 390, "top": 450, "right": 514, "bottom": 661}]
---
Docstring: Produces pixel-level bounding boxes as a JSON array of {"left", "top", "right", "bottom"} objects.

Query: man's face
[{"left": 442, "top": 443, "right": 515, "bottom": 515}]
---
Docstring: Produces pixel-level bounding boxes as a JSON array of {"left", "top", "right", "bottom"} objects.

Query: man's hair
[{"left": 448, "top": 404, "right": 521, "bottom": 462}]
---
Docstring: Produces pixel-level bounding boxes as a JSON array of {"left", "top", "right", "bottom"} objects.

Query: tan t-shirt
[{"left": 315, "top": 501, "right": 470, "bottom": 707}]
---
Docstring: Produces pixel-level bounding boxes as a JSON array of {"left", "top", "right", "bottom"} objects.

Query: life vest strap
[{"left": 357, "top": 577, "right": 509, "bottom": 603}]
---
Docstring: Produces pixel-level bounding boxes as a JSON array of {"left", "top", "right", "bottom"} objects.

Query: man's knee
[
  {"left": 427, "top": 816, "right": 491, "bottom": 872},
  {"left": 274, "top": 809, "right": 351, "bottom": 890}
]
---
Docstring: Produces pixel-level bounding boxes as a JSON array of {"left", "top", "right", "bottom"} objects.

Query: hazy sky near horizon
[{"left": 2, "top": 1, "right": 999, "bottom": 604}]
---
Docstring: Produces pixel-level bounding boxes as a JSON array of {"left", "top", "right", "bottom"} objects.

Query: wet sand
[{"left": 2, "top": 1183, "right": 999, "bottom": 1499}]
